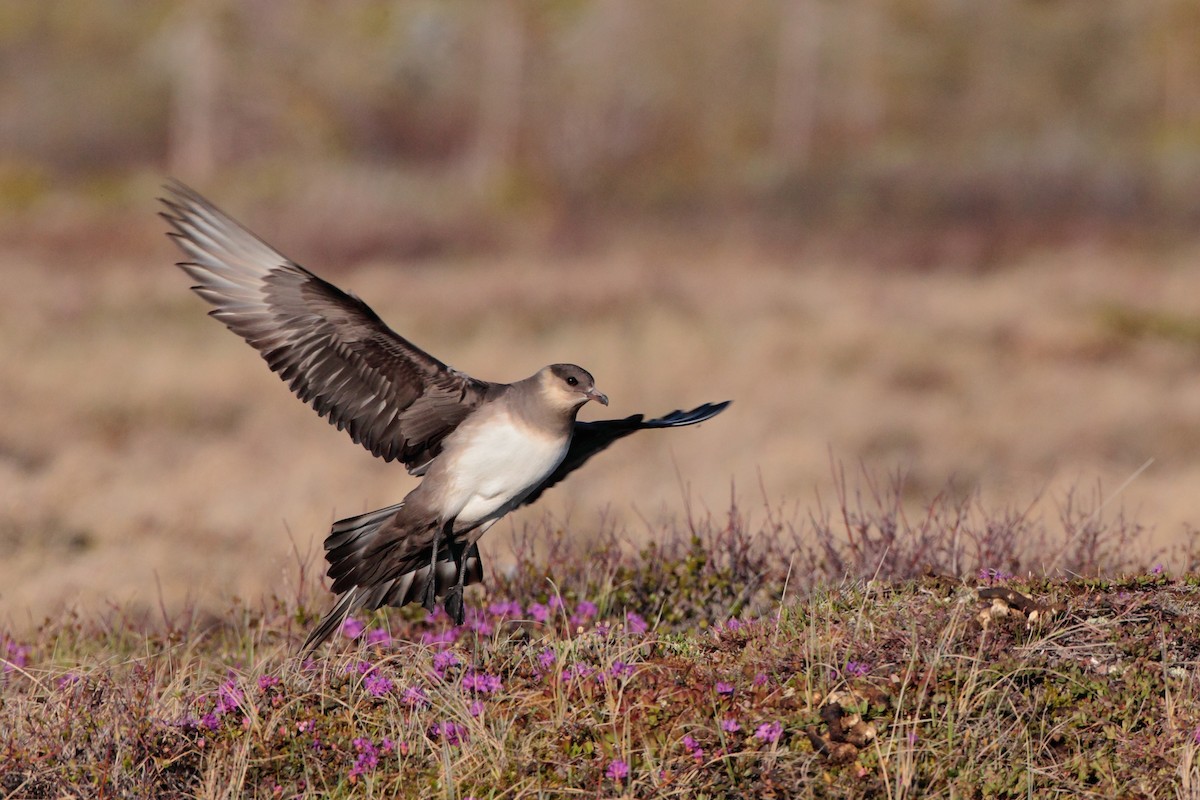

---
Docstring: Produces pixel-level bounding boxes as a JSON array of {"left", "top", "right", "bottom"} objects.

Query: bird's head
[{"left": 541, "top": 363, "right": 608, "bottom": 411}]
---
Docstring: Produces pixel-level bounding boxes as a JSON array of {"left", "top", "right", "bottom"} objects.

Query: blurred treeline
[{"left": 3, "top": 1, "right": 1199, "bottom": 257}]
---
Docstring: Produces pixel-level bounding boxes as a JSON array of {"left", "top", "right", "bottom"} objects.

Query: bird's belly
[{"left": 443, "top": 419, "right": 569, "bottom": 527}]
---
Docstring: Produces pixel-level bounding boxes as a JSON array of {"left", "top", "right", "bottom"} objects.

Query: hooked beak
[{"left": 586, "top": 387, "right": 609, "bottom": 406}]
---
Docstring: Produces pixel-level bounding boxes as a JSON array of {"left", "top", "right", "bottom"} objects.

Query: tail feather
[
  {"left": 300, "top": 586, "right": 366, "bottom": 657},
  {"left": 300, "top": 502, "right": 486, "bottom": 656},
  {"left": 325, "top": 502, "right": 445, "bottom": 592}
]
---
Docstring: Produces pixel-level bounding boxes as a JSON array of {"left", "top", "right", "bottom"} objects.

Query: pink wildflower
[
  {"left": 843, "top": 661, "right": 870, "bottom": 678},
  {"left": 564, "top": 663, "right": 594, "bottom": 681},
  {"left": 349, "top": 737, "right": 379, "bottom": 778},
  {"left": 430, "top": 720, "right": 468, "bottom": 745},
  {"left": 365, "top": 628, "right": 391, "bottom": 647},
  {"left": 571, "top": 600, "right": 598, "bottom": 625},
  {"left": 216, "top": 680, "right": 244, "bottom": 714},
  {"left": 528, "top": 602, "right": 550, "bottom": 623},
  {"left": 421, "top": 628, "right": 460, "bottom": 647},
  {"left": 341, "top": 618, "right": 365, "bottom": 639},
  {"left": 461, "top": 671, "right": 502, "bottom": 693},
  {"left": 489, "top": 600, "right": 523, "bottom": 618},
  {"left": 625, "top": 612, "right": 648, "bottom": 635},
  {"left": 755, "top": 721, "right": 783, "bottom": 743},
  {"left": 402, "top": 686, "right": 430, "bottom": 708},
  {"left": 433, "top": 650, "right": 461, "bottom": 672},
  {"left": 465, "top": 608, "right": 492, "bottom": 635},
  {"left": 364, "top": 671, "right": 394, "bottom": 697},
  {"left": 606, "top": 759, "right": 629, "bottom": 781}
]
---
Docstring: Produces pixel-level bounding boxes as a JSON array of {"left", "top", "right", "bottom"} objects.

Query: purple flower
[
  {"left": 257, "top": 674, "right": 280, "bottom": 692},
  {"left": 610, "top": 661, "right": 634, "bottom": 679},
  {"left": 489, "top": 600, "right": 523, "bottom": 618},
  {"left": 625, "top": 612, "right": 648, "bottom": 635},
  {"left": 755, "top": 721, "right": 783, "bottom": 744},
  {"left": 469, "top": 699, "right": 485, "bottom": 717},
  {"left": 2, "top": 639, "right": 29, "bottom": 673},
  {"left": 429, "top": 721, "right": 468, "bottom": 745},
  {"left": 548, "top": 596, "right": 564, "bottom": 611},
  {"left": 715, "top": 681, "right": 734, "bottom": 696},
  {"left": 462, "top": 671, "right": 503, "bottom": 693},
  {"left": 682, "top": 734, "right": 704, "bottom": 762},
  {"left": 529, "top": 603, "right": 550, "bottom": 623},
  {"left": 343, "top": 660, "right": 372, "bottom": 675},
  {"left": 606, "top": 758, "right": 629, "bottom": 781},
  {"left": 365, "top": 628, "right": 391, "bottom": 647},
  {"left": 753, "top": 672, "right": 768, "bottom": 687},
  {"left": 726, "top": 618, "right": 743, "bottom": 631},
  {"left": 216, "top": 680, "right": 244, "bottom": 714},
  {"left": 465, "top": 608, "right": 493, "bottom": 635},
  {"left": 402, "top": 686, "right": 430, "bottom": 708},
  {"left": 56, "top": 673, "right": 80, "bottom": 690},
  {"left": 364, "top": 671, "right": 394, "bottom": 697},
  {"left": 1152, "top": 564, "right": 1165, "bottom": 575},
  {"left": 537, "top": 648, "right": 557, "bottom": 670},
  {"left": 571, "top": 600, "right": 598, "bottom": 626},
  {"left": 431, "top": 649, "right": 461, "bottom": 679},
  {"left": 563, "top": 663, "right": 594, "bottom": 681},
  {"left": 349, "top": 737, "right": 379, "bottom": 778},
  {"left": 721, "top": 718, "right": 740, "bottom": 733},
  {"left": 200, "top": 712, "right": 220, "bottom": 731},
  {"left": 907, "top": 730, "right": 919, "bottom": 745},
  {"left": 978, "top": 567, "right": 1014, "bottom": 584},
  {"left": 342, "top": 618, "right": 365, "bottom": 639},
  {"left": 843, "top": 661, "right": 870, "bottom": 678},
  {"left": 421, "top": 628, "right": 460, "bottom": 648}
]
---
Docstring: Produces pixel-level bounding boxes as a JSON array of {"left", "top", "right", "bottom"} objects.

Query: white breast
[{"left": 438, "top": 412, "right": 570, "bottom": 528}]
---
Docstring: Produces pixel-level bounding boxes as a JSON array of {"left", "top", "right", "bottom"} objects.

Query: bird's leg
[
  {"left": 443, "top": 539, "right": 471, "bottom": 626},
  {"left": 421, "top": 519, "right": 452, "bottom": 614}
]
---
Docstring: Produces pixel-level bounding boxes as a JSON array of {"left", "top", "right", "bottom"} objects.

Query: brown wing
[
  {"left": 160, "top": 181, "right": 495, "bottom": 471},
  {"left": 519, "top": 401, "right": 731, "bottom": 507}
]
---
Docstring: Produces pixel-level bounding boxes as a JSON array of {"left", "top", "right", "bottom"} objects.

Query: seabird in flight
[{"left": 159, "top": 182, "right": 730, "bottom": 654}]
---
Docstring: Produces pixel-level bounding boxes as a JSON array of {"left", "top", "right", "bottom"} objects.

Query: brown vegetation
[{"left": 2, "top": 1, "right": 1200, "bottom": 625}]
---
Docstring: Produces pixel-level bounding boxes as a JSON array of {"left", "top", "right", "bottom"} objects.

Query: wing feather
[{"left": 161, "top": 181, "right": 494, "bottom": 470}]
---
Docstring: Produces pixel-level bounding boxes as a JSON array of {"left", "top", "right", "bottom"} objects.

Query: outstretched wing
[
  {"left": 519, "top": 401, "right": 731, "bottom": 507},
  {"left": 160, "top": 181, "right": 495, "bottom": 471}
]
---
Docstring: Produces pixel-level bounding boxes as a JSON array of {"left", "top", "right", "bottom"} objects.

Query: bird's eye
[{"left": 566, "top": 376, "right": 579, "bottom": 386}]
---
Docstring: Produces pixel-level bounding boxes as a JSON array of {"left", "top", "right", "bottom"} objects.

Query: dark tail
[{"left": 299, "top": 502, "right": 483, "bottom": 656}]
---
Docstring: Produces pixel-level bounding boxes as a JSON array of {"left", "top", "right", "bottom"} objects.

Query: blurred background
[{"left": 3, "top": 0, "right": 1200, "bottom": 623}]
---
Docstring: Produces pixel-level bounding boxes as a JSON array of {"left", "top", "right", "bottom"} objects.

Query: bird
[{"left": 159, "top": 181, "right": 730, "bottom": 655}]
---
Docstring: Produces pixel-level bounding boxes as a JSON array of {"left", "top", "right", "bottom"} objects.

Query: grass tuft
[{"left": 1, "top": 484, "right": 1195, "bottom": 797}]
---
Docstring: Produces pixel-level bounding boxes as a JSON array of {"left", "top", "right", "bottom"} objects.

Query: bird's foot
[
  {"left": 420, "top": 574, "right": 438, "bottom": 614},
  {"left": 443, "top": 586, "right": 466, "bottom": 626}
]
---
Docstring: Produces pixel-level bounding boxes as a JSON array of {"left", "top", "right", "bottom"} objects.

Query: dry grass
[
  {"left": 3, "top": 223, "right": 1200, "bottom": 622},
  {"left": 1, "top": 500, "right": 1197, "bottom": 798}
]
